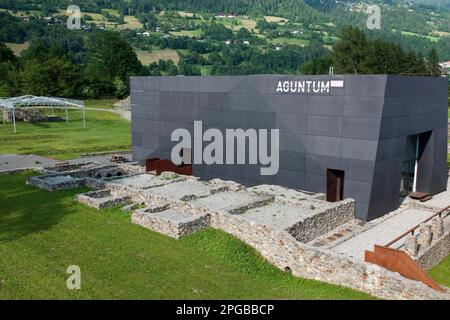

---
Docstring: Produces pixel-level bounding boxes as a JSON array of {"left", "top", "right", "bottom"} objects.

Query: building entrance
[{"left": 327, "top": 169, "right": 345, "bottom": 202}]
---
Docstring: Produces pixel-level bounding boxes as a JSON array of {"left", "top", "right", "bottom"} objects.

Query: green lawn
[
  {"left": 84, "top": 99, "right": 119, "bottom": 109},
  {"left": 0, "top": 172, "right": 374, "bottom": 299},
  {"left": 429, "top": 255, "right": 450, "bottom": 288},
  {"left": 170, "top": 29, "right": 203, "bottom": 37},
  {"left": 268, "top": 37, "right": 309, "bottom": 47},
  {"left": 0, "top": 107, "right": 131, "bottom": 160}
]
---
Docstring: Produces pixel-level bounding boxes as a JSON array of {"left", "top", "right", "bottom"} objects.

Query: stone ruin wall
[
  {"left": 416, "top": 230, "right": 450, "bottom": 271},
  {"left": 24, "top": 164, "right": 450, "bottom": 300},
  {"left": 287, "top": 199, "right": 355, "bottom": 243},
  {"left": 208, "top": 210, "right": 450, "bottom": 300},
  {"left": 403, "top": 216, "right": 450, "bottom": 270}
]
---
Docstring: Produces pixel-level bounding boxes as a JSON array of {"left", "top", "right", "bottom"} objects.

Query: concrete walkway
[
  {"left": 331, "top": 177, "right": 450, "bottom": 260},
  {"left": 331, "top": 207, "right": 435, "bottom": 260},
  {"left": 0, "top": 154, "right": 60, "bottom": 172},
  {"left": 0, "top": 153, "right": 132, "bottom": 172}
]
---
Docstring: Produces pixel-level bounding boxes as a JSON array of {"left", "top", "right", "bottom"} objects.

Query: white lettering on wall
[{"left": 275, "top": 80, "right": 342, "bottom": 94}]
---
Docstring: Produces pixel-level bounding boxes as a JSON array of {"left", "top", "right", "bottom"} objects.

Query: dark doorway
[
  {"left": 399, "top": 131, "right": 432, "bottom": 197},
  {"left": 327, "top": 169, "right": 345, "bottom": 202},
  {"left": 400, "top": 134, "right": 418, "bottom": 197}
]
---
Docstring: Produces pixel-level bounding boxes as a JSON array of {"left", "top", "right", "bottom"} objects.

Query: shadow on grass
[
  {"left": 29, "top": 122, "right": 51, "bottom": 129},
  {"left": 0, "top": 171, "right": 89, "bottom": 242}
]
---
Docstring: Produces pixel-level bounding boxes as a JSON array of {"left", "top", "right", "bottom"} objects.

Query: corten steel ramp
[
  {"left": 365, "top": 205, "right": 450, "bottom": 292},
  {"left": 365, "top": 245, "right": 444, "bottom": 292}
]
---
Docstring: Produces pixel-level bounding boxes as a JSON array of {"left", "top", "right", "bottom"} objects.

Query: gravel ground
[
  {"left": 240, "top": 203, "right": 313, "bottom": 229},
  {"left": 112, "top": 173, "right": 178, "bottom": 189},
  {"left": 148, "top": 180, "right": 211, "bottom": 201},
  {"left": 331, "top": 207, "right": 436, "bottom": 260},
  {"left": 193, "top": 191, "right": 271, "bottom": 213},
  {"left": 0, "top": 154, "right": 61, "bottom": 171},
  {"left": 70, "top": 154, "right": 132, "bottom": 165},
  {"left": 148, "top": 209, "right": 200, "bottom": 223},
  {"left": 0, "top": 153, "right": 134, "bottom": 173}
]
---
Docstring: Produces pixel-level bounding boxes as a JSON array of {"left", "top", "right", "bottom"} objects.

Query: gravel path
[
  {"left": 0, "top": 153, "right": 133, "bottom": 172},
  {"left": 401, "top": 177, "right": 450, "bottom": 210},
  {"left": 70, "top": 154, "right": 132, "bottom": 165},
  {"left": 0, "top": 154, "right": 60, "bottom": 172},
  {"left": 331, "top": 207, "right": 437, "bottom": 260}
]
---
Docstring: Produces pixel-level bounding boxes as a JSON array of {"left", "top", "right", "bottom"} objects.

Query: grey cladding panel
[{"left": 131, "top": 75, "right": 447, "bottom": 221}]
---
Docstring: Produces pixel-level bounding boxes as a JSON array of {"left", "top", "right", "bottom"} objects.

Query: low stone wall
[
  {"left": 132, "top": 209, "right": 210, "bottom": 239},
  {"left": 45, "top": 163, "right": 133, "bottom": 180},
  {"left": 416, "top": 230, "right": 450, "bottom": 271},
  {"left": 117, "top": 162, "right": 146, "bottom": 174},
  {"left": 208, "top": 210, "right": 450, "bottom": 300},
  {"left": 27, "top": 174, "right": 85, "bottom": 192},
  {"left": 287, "top": 199, "right": 355, "bottom": 243},
  {"left": 402, "top": 216, "right": 449, "bottom": 271},
  {"left": 75, "top": 189, "right": 131, "bottom": 209},
  {"left": 44, "top": 162, "right": 92, "bottom": 173}
]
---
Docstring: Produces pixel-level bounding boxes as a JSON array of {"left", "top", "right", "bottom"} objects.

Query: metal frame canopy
[{"left": 0, "top": 95, "right": 86, "bottom": 133}]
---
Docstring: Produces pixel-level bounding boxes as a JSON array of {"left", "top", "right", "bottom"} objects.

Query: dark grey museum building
[{"left": 130, "top": 75, "right": 448, "bottom": 221}]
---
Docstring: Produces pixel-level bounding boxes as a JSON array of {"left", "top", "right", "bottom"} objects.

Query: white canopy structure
[{"left": 0, "top": 95, "right": 85, "bottom": 133}]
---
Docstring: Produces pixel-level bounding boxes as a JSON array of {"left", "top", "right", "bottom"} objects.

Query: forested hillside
[{"left": 0, "top": 0, "right": 448, "bottom": 99}]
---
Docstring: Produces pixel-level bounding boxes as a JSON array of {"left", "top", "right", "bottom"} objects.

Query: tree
[
  {"left": 0, "top": 60, "right": 20, "bottom": 96},
  {"left": 165, "top": 60, "right": 178, "bottom": 76},
  {"left": 426, "top": 48, "right": 441, "bottom": 76},
  {"left": 301, "top": 56, "right": 331, "bottom": 75},
  {"left": 0, "top": 42, "right": 16, "bottom": 63},
  {"left": 21, "top": 56, "right": 82, "bottom": 97},
  {"left": 114, "top": 77, "right": 128, "bottom": 99},
  {"left": 178, "top": 61, "right": 200, "bottom": 76},
  {"left": 332, "top": 26, "right": 368, "bottom": 74},
  {"left": 86, "top": 31, "right": 144, "bottom": 96},
  {"left": 363, "top": 40, "right": 404, "bottom": 74},
  {"left": 236, "top": 27, "right": 252, "bottom": 40}
]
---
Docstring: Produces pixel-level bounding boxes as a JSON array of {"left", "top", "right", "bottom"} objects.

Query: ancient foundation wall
[
  {"left": 416, "top": 230, "right": 450, "bottom": 271},
  {"left": 287, "top": 199, "right": 355, "bottom": 243},
  {"left": 208, "top": 210, "right": 450, "bottom": 300}
]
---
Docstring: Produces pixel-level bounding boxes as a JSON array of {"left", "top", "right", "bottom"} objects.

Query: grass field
[
  {"left": 177, "top": 11, "right": 196, "bottom": 18},
  {"left": 429, "top": 255, "right": 450, "bottom": 288},
  {"left": 264, "top": 16, "right": 288, "bottom": 24},
  {"left": 118, "top": 15, "right": 143, "bottom": 30},
  {"left": 0, "top": 107, "right": 130, "bottom": 160},
  {"left": 236, "top": 18, "right": 257, "bottom": 31},
  {"left": 170, "top": 29, "right": 203, "bottom": 37},
  {"left": 5, "top": 42, "right": 29, "bottom": 56},
  {"left": 135, "top": 48, "right": 180, "bottom": 65},
  {"left": 400, "top": 31, "right": 440, "bottom": 42},
  {"left": 84, "top": 99, "right": 118, "bottom": 109},
  {"left": 0, "top": 171, "right": 375, "bottom": 299},
  {"left": 431, "top": 30, "right": 450, "bottom": 37},
  {"left": 268, "top": 37, "right": 309, "bottom": 47}
]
